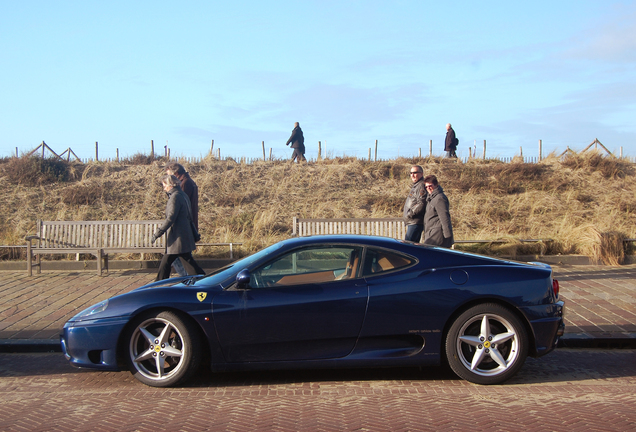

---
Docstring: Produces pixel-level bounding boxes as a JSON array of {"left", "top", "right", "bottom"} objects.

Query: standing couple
[{"left": 403, "top": 165, "right": 454, "bottom": 248}]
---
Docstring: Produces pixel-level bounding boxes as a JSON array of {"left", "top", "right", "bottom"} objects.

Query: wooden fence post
[
  {"left": 418, "top": 148, "right": 421, "bottom": 158},
  {"left": 318, "top": 141, "right": 322, "bottom": 160},
  {"left": 95, "top": 142, "right": 99, "bottom": 161},
  {"left": 262, "top": 141, "right": 266, "bottom": 160},
  {"left": 368, "top": 148, "right": 371, "bottom": 161},
  {"left": 483, "top": 140, "right": 486, "bottom": 160},
  {"left": 539, "top": 139, "right": 542, "bottom": 161},
  {"left": 429, "top": 140, "right": 432, "bottom": 156},
  {"left": 116, "top": 148, "right": 119, "bottom": 161},
  {"left": 374, "top": 140, "right": 378, "bottom": 161},
  {"left": 151, "top": 140, "right": 154, "bottom": 158}
]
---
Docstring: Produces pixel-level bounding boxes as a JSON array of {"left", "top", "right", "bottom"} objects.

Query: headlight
[{"left": 75, "top": 299, "right": 109, "bottom": 319}]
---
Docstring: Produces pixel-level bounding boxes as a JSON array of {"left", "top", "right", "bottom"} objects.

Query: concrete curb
[
  {"left": 1, "top": 255, "right": 634, "bottom": 272},
  {"left": 0, "top": 258, "right": 234, "bottom": 272},
  {"left": 0, "top": 339, "right": 62, "bottom": 353}
]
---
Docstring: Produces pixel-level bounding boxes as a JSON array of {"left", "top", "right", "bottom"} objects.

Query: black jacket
[
  {"left": 445, "top": 127, "right": 456, "bottom": 151},
  {"left": 286, "top": 126, "right": 304, "bottom": 149},
  {"left": 178, "top": 172, "right": 198, "bottom": 229}
]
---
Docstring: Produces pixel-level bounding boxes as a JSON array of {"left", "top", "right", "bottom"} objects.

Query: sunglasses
[{"left": 410, "top": 171, "right": 422, "bottom": 175}]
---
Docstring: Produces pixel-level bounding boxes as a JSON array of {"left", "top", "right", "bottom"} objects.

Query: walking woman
[{"left": 152, "top": 174, "right": 205, "bottom": 281}]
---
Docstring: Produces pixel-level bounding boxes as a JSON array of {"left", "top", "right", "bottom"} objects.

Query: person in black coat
[
  {"left": 165, "top": 162, "right": 199, "bottom": 277},
  {"left": 444, "top": 123, "right": 457, "bottom": 158},
  {"left": 286, "top": 122, "right": 306, "bottom": 162}
]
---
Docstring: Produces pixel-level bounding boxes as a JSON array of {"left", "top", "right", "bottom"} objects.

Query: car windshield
[{"left": 197, "top": 242, "right": 284, "bottom": 287}]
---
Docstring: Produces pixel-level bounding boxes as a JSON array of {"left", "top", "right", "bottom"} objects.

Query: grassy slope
[{"left": 1, "top": 153, "right": 634, "bottom": 264}]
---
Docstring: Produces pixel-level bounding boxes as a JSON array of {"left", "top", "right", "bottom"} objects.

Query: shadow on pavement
[{"left": 2, "top": 348, "right": 635, "bottom": 387}]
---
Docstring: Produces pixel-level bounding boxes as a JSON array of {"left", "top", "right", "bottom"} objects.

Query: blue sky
[{"left": 1, "top": 1, "right": 635, "bottom": 161}]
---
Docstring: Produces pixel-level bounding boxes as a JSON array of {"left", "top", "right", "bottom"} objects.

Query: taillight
[{"left": 552, "top": 279, "right": 560, "bottom": 298}]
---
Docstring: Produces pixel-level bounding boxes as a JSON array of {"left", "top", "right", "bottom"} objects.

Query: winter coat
[
  {"left": 403, "top": 178, "right": 427, "bottom": 226},
  {"left": 445, "top": 127, "right": 457, "bottom": 151},
  {"left": 178, "top": 172, "right": 199, "bottom": 229},
  {"left": 155, "top": 186, "right": 196, "bottom": 255},
  {"left": 423, "top": 185, "right": 454, "bottom": 248},
  {"left": 286, "top": 126, "right": 305, "bottom": 149}
]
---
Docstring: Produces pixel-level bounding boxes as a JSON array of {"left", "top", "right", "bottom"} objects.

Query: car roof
[{"left": 284, "top": 235, "right": 403, "bottom": 247}]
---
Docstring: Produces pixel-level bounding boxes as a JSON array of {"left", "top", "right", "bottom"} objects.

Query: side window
[
  {"left": 250, "top": 246, "right": 363, "bottom": 288},
  {"left": 362, "top": 248, "right": 415, "bottom": 276}
]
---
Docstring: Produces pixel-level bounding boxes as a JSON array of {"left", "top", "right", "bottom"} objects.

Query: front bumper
[{"left": 60, "top": 317, "right": 130, "bottom": 370}]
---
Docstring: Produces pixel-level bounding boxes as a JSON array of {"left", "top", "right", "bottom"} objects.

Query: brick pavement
[
  {"left": 0, "top": 349, "right": 635, "bottom": 431},
  {"left": 0, "top": 264, "right": 635, "bottom": 347}
]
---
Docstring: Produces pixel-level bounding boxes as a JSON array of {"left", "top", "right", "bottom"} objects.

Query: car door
[{"left": 212, "top": 245, "right": 368, "bottom": 362}]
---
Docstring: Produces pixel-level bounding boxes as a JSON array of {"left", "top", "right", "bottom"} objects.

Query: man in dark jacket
[
  {"left": 422, "top": 175, "right": 454, "bottom": 248},
  {"left": 166, "top": 163, "right": 198, "bottom": 229},
  {"left": 286, "top": 122, "right": 306, "bottom": 162},
  {"left": 152, "top": 175, "right": 206, "bottom": 281},
  {"left": 403, "top": 165, "right": 427, "bottom": 242},
  {"left": 444, "top": 123, "right": 457, "bottom": 158},
  {"left": 166, "top": 162, "right": 199, "bottom": 277}
]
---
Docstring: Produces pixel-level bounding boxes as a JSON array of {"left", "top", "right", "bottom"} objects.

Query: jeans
[
  {"left": 156, "top": 252, "right": 205, "bottom": 281},
  {"left": 291, "top": 148, "right": 306, "bottom": 162},
  {"left": 405, "top": 224, "right": 423, "bottom": 243},
  {"left": 172, "top": 258, "right": 188, "bottom": 277}
]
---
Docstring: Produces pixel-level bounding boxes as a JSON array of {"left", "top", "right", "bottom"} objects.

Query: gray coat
[
  {"left": 155, "top": 186, "right": 196, "bottom": 255},
  {"left": 403, "top": 179, "right": 427, "bottom": 226},
  {"left": 423, "top": 185, "right": 454, "bottom": 248}
]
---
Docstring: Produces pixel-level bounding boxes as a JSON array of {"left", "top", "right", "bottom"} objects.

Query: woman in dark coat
[
  {"left": 152, "top": 175, "right": 205, "bottom": 281},
  {"left": 422, "top": 175, "right": 455, "bottom": 248}
]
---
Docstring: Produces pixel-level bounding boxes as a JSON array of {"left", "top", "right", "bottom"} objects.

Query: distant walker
[
  {"left": 445, "top": 123, "right": 457, "bottom": 158},
  {"left": 286, "top": 122, "right": 306, "bottom": 162}
]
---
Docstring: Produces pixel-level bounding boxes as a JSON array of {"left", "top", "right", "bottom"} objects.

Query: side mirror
[{"left": 236, "top": 269, "right": 251, "bottom": 289}]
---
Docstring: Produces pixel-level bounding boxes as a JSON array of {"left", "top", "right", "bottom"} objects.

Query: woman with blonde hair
[{"left": 152, "top": 174, "right": 205, "bottom": 280}]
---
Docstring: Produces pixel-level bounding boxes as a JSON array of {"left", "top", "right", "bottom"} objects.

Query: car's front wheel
[
  {"left": 445, "top": 303, "right": 528, "bottom": 385},
  {"left": 124, "top": 310, "right": 202, "bottom": 387}
]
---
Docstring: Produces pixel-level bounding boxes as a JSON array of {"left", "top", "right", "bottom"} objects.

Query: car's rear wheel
[
  {"left": 124, "top": 310, "right": 201, "bottom": 387},
  {"left": 445, "top": 303, "right": 528, "bottom": 385}
]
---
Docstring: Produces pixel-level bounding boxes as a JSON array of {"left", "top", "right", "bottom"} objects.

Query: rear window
[{"left": 362, "top": 248, "right": 415, "bottom": 276}]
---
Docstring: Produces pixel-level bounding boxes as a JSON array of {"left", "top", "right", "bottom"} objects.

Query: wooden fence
[{"left": 16, "top": 139, "right": 636, "bottom": 165}]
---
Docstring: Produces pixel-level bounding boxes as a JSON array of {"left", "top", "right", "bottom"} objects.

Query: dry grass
[{"left": 0, "top": 152, "right": 634, "bottom": 263}]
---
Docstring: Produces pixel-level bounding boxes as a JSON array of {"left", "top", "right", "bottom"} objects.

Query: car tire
[
  {"left": 124, "top": 310, "right": 202, "bottom": 387},
  {"left": 445, "top": 303, "right": 528, "bottom": 385}
]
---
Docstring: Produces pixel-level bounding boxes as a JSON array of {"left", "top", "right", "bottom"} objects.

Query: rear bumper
[{"left": 522, "top": 300, "right": 565, "bottom": 357}]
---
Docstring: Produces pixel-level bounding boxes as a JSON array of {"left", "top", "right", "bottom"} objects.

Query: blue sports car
[{"left": 61, "top": 235, "right": 564, "bottom": 386}]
